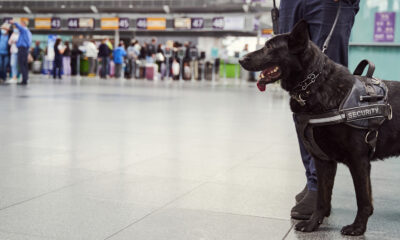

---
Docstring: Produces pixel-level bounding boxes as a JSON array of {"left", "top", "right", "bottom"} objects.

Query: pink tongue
[{"left": 257, "top": 80, "right": 267, "bottom": 92}]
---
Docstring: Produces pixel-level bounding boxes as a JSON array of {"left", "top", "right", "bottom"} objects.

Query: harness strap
[
  {"left": 294, "top": 114, "right": 330, "bottom": 161},
  {"left": 295, "top": 103, "right": 392, "bottom": 160},
  {"left": 307, "top": 104, "right": 391, "bottom": 126},
  {"left": 353, "top": 59, "right": 375, "bottom": 78}
]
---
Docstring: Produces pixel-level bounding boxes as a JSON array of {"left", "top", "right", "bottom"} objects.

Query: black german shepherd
[{"left": 239, "top": 20, "right": 400, "bottom": 236}]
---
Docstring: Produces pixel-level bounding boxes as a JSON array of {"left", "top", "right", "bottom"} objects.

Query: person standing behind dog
[
  {"left": 10, "top": 19, "right": 31, "bottom": 85},
  {"left": 278, "top": 0, "right": 360, "bottom": 220}
]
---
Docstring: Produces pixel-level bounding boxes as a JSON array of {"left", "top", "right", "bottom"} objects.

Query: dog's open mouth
[{"left": 257, "top": 65, "right": 281, "bottom": 91}]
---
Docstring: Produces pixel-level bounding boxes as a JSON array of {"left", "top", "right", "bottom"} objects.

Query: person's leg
[
  {"left": 305, "top": 0, "right": 357, "bottom": 66},
  {"left": 0, "top": 55, "right": 5, "bottom": 80},
  {"left": 279, "top": 0, "right": 317, "bottom": 209},
  {"left": 3, "top": 55, "right": 9, "bottom": 80},
  {"left": 18, "top": 48, "right": 28, "bottom": 84},
  {"left": 58, "top": 60, "right": 63, "bottom": 79},
  {"left": 100, "top": 57, "right": 107, "bottom": 78},
  {"left": 53, "top": 61, "right": 57, "bottom": 79},
  {"left": 11, "top": 53, "right": 18, "bottom": 80},
  {"left": 115, "top": 64, "right": 121, "bottom": 78},
  {"left": 67, "top": 57, "right": 71, "bottom": 75}
]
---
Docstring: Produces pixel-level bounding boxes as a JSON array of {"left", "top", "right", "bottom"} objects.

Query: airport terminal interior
[{"left": 0, "top": 0, "right": 400, "bottom": 239}]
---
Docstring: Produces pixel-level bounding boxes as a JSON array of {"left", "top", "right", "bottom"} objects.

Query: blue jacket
[
  {"left": 0, "top": 34, "right": 9, "bottom": 55},
  {"left": 14, "top": 23, "right": 32, "bottom": 48},
  {"left": 113, "top": 47, "right": 126, "bottom": 64}
]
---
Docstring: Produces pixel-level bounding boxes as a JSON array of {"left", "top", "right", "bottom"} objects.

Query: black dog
[{"left": 239, "top": 20, "right": 400, "bottom": 236}]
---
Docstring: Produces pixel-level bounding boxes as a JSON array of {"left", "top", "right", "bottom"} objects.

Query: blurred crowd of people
[
  {"left": 40, "top": 37, "right": 200, "bottom": 81},
  {"left": 0, "top": 22, "right": 213, "bottom": 84}
]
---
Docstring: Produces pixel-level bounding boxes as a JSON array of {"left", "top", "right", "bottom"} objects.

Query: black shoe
[
  {"left": 295, "top": 185, "right": 308, "bottom": 204},
  {"left": 291, "top": 190, "right": 317, "bottom": 220},
  {"left": 17, "top": 82, "right": 27, "bottom": 85}
]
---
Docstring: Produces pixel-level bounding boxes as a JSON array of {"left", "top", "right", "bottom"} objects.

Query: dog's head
[{"left": 239, "top": 20, "right": 313, "bottom": 91}]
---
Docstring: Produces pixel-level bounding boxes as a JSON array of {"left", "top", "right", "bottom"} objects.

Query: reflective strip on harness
[
  {"left": 309, "top": 114, "right": 346, "bottom": 124},
  {"left": 307, "top": 104, "right": 390, "bottom": 126}
]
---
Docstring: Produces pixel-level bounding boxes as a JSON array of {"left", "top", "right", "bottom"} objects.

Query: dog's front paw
[
  {"left": 294, "top": 219, "right": 321, "bottom": 232},
  {"left": 341, "top": 224, "right": 366, "bottom": 236}
]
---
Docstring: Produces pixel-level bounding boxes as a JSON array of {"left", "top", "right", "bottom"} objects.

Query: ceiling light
[
  {"left": 90, "top": 5, "right": 98, "bottom": 13},
  {"left": 23, "top": 6, "right": 31, "bottom": 14},
  {"left": 163, "top": 5, "right": 170, "bottom": 13},
  {"left": 242, "top": 4, "right": 249, "bottom": 12}
]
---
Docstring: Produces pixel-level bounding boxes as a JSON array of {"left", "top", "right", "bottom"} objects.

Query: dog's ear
[{"left": 288, "top": 19, "right": 309, "bottom": 54}]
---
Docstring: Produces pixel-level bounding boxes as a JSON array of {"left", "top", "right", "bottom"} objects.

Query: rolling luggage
[
  {"left": 32, "top": 60, "right": 42, "bottom": 73},
  {"left": 146, "top": 64, "right": 155, "bottom": 80}
]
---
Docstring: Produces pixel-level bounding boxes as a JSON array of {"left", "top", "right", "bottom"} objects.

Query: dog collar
[{"left": 290, "top": 71, "right": 322, "bottom": 106}]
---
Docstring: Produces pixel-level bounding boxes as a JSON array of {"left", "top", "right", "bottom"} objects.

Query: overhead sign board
[
  {"left": 212, "top": 17, "right": 224, "bottom": 29},
  {"left": 101, "top": 18, "right": 119, "bottom": 30},
  {"left": 191, "top": 18, "right": 204, "bottom": 29},
  {"left": 35, "top": 18, "right": 51, "bottom": 29},
  {"left": 119, "top": 18, "right": 130, "bottom": 29},
  {"left": 147, "top": 18, "right": 166, "bottom": 30},
  {"left": 136, "top": 18, "right": 147, "bottom": 29},
  {"left": 68, "top": 18, "right": 94, "bottom": 29},
  {"left": 79, "top": 18, "right": 95, "bottom": 29},
  {"left": 224, "top": 16, "right": 245, "bottom": 30},
  {"left": 174, "top": 18, "right": 191, "bottom": 29}
]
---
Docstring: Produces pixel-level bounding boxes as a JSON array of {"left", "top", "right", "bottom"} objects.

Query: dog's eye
[{"left": 265, "top": 43, "right": 272, "bottom": 49}]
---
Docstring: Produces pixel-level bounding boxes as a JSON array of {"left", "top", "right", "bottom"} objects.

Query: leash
[{"left": 322, "top": 0, "right": 342, "bottom": 53}]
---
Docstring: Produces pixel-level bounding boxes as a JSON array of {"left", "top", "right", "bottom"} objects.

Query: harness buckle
[
  {"left": 365, "top": 129, "right": 378, "bottom": 145},
  {"left": 388, "top": 104, "right": 393, "bottom": 120}
]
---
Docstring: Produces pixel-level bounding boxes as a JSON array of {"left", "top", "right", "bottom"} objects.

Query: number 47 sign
[{"left": 191, "top": 18, "right": 204, "bottom": 29}]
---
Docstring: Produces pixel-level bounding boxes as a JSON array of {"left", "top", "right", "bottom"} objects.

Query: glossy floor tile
[{"left": 0, "top": 76, "right": 399, "bottom": 239}]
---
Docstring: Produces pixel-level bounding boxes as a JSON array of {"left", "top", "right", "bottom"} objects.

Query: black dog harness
[{"left": 294, "top": 60, "right": 392, "bottom": 161}]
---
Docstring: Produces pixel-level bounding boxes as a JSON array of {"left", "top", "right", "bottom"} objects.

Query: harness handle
[{"left": 353, "top": 59, "right": 375, "bottom": 78}]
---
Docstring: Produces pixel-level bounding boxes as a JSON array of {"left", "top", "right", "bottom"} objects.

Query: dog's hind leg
[
  {"left": 295, "top": 160, "right": 337, "bottom": 232},
  {"left": 341, "top": 158, "right": 373, "bottom": 236}
]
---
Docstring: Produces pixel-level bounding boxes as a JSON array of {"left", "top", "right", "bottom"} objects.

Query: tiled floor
[{"left": 0, "top": 75, "right": 399, "bottom": 240}]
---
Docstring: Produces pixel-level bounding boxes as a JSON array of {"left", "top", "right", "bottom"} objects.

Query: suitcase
[
  {"left": 32, "top": 60, "right": 42, "bottom": 73},
  {"left": 109, "top": 61, "right": 115, "bottom": 77},
  {"left": 146, "top": 64, "right": 155, "bottom": 80}
]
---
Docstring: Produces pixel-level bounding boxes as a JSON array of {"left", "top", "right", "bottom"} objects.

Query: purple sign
[
  {"left": 212, "top": 17, "right": 224, "bottom": 29},
  {"left": 191, "top": 18, "right": 204, "bottom": 29},
  {"left": 51, "top": 18, "right": 61, "bottom": 29},
  {"left": 136, "top": 18, "right": 147, "bottom": 29},
  {"left": 119, "top": 18, "right": 129, "bottom": 29},
  {"left": 374, "top": 12, "right": 396, "bottom": 42},
  {"left": 3, "top": 18, "right": 12, "bottom": 23},
  {"left": 68, "top": 18, "right": 79, "bottom": 29}
]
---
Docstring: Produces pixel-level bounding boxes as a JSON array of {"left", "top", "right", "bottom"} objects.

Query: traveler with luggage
[{"left": 113, "top": 43, "right": 126, "bottom": 79}]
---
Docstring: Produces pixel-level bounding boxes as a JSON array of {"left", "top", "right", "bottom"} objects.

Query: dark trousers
[
  {"left": 100, "top": 57, "right": 108, "bottom": 78},
  {"left": 279, "top": 0, "right": 359, "bottom": 191},
  {"left": 114, "top": 63, "right": 122, "bottom": 78},
  {"left": 53, "top": 58, "right": 63, "bottom": 79},
  {"left": 18, "top": 47, "right": 29, "bottom": 84},
  {"left": 0, "top": 54, "right": 9, "bottom": 80}
]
